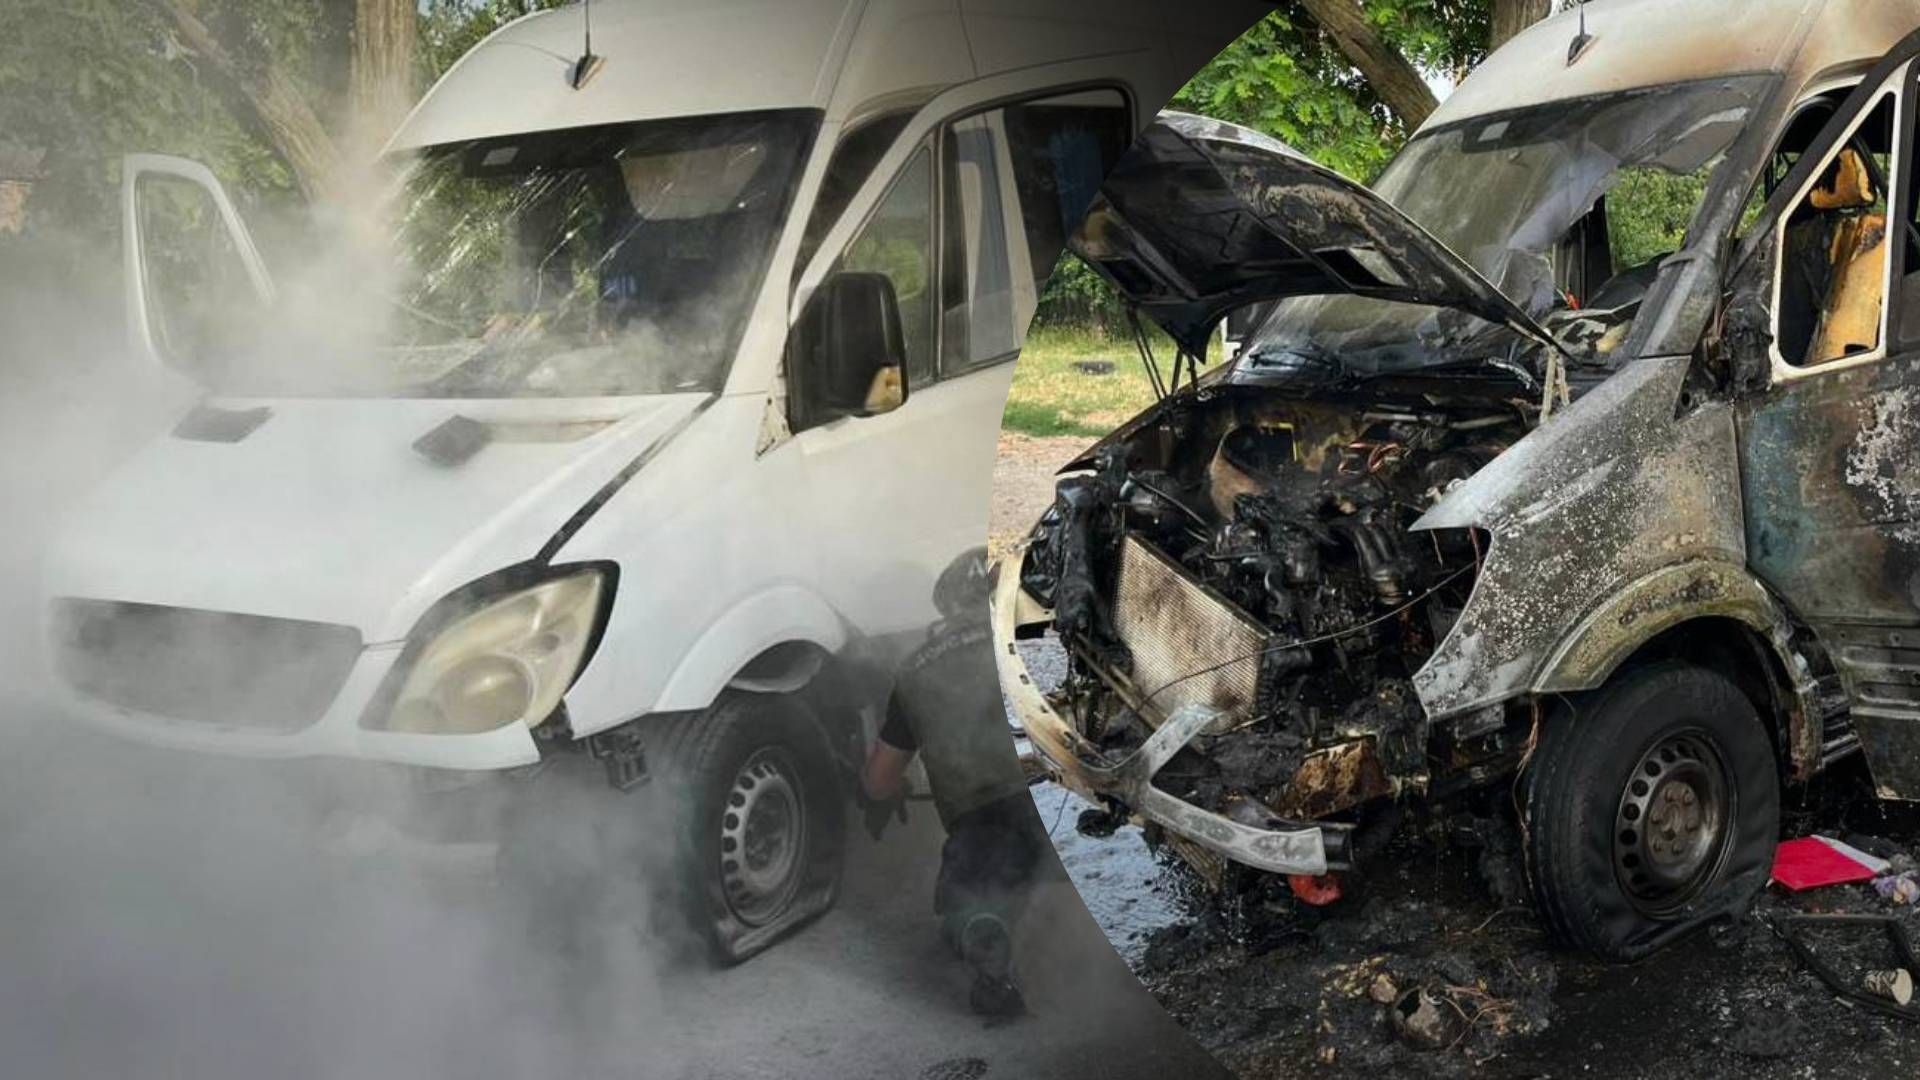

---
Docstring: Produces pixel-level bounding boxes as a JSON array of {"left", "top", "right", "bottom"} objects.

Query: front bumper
[{"left": 991, "top": 549, "right": 1351, "bottom": 876}]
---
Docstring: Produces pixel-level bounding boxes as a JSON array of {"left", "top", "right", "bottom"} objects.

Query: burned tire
[
  {"left": 1522, "top": 661, "right": 1778, "bottom": 960},
  {"left": 655, "top": 694, "right": 845, "bottom": 964}
]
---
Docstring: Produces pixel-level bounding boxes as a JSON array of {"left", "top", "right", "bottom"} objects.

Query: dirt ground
[
  {"left": 993, "top": 436, "right": 1920, "bottom": 1079},
  {"left": 988, "top": 432, "right": 1093, "bottom": 557}
]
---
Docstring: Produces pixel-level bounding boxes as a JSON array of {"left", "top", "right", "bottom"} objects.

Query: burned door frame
[{"left": 1734, "top": 43, "right": 1920, "bottom": 799}]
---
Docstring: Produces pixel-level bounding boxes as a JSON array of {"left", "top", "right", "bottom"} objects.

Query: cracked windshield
[
  {"left": 1251, "top": 75, "right": 1770, "bottom": 376},
  {"left": 172, "top": 110, "right": 813, "bottom": 397}
]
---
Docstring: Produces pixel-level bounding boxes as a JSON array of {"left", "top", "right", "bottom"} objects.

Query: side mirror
[{"left": 790, "top": 270, "right": 908, "bottom": 430}]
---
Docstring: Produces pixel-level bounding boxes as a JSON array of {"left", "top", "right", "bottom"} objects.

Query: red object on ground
[
  {"left": 1288, "top": 873, "right": 1342, "bottom": 906},
  {"left": 1771, "top": 835, "right": 1888, "bottom": 891}
]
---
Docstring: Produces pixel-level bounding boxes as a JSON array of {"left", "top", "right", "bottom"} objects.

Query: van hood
[
  {"left": 1070, "top": 112, "right": 1561, "bottom": 360},
  {"left": 43, "top": 393, "right": 708, "bottom": 641}
]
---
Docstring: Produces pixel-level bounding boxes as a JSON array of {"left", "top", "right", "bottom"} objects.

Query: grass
[{"left": 1000, "top": 324, "right": 1171, "bottom": 437}]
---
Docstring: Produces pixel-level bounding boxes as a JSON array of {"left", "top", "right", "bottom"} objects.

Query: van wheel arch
[{"left": 1596, "top": 616, "right": 1806, "bottom": 780}]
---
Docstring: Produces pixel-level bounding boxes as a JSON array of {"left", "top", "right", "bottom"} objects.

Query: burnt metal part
[
  {"left": 1614, "top": 731, "right": 1734, "bottom": 916},
  {"left": 1412, "top": 355, "right": 1817, "bottom": 757},
  {"left": 993, "top": 562, "right": 1351, "bottom": 876},
  {"left": 1268, "top": 738, "right": 1394, "bottom": 820},
  {"left": 1110, "top": 533, "right": 1273, "bottom": 733},
  {"left": 1069, "top": 112, "right": 1563, "bottom": 360},
  {"left": 1739, "top": 355, "right": 1920, "bottom": 796}
]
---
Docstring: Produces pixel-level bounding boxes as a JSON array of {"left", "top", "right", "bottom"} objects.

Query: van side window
[
  {"left": 839, "top": 144, "right": 936, "bottom": 387},
  {"left": 795, "top": 110, "right": 913, "bottom": 277},
  {"left": 1777, "top": 92, "right": 1897, "bottom": 367},
  {"left": 940, "top": 114, "right": 1020, "bottom": 374},
  {"left": 939, "top": 89, "right": 1130, "bottom": 377}
]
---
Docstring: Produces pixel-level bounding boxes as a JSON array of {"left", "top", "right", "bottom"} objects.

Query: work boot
[{"left": 958, "top": 912, "right": 1024, "bottom": 1019}]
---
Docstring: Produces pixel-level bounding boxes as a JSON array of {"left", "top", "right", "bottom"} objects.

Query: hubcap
[
  {"left": 718, "top": 747, "right": 807, "bottom": 927},
  {"left": 1614, "top": 730, "right": 1733, "bottom": 916}
]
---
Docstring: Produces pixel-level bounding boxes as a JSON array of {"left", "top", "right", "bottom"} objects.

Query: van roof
[
  {"left": 389, "top": 0, "right": 863, "bottom": 151},
  {"left": 1425, "top": 0, "right": 1916, "bottom": 133},
  {"left": 388, "top": 0, "right": 1217, "bottom": 153}
]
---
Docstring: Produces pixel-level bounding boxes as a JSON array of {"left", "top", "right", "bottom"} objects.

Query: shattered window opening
[
  {"left": 1249, "top": 76, "right": 1774, "bottom": 377},
  {"left": 1775, "top": 87, "right": 1900, "bottom": 369}
]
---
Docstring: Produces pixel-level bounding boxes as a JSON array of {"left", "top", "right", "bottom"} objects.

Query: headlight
[{"left": 384, "top": 571, "right": 605, "bottom": 735}]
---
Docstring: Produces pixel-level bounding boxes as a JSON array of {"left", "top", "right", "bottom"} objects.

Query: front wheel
[
  {"left": 1522, "top": 661, "right": 1779, "bottom": 960},
  {"left": 655, "top": 694, "right": 845, "bottom": 964}
]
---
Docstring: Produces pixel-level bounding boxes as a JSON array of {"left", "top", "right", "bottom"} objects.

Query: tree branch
[
  {"left": 156, "top": 0, "right": 344, "bottom": 203},
  {"left": 349, "top": 0, "right": 417, "bottom": 156},
  {"left": 1295, "top": 0, "right": 1439, "bottom": 130}
]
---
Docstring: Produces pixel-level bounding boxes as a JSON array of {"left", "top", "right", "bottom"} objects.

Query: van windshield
[
  {"left": 221, "top": 110, "right": 815, "bottom": 397},
  {"left": 1247, "top": 76, "right": 1773, "bottom": 377}
]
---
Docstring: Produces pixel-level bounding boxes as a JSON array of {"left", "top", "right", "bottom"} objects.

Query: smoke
[
  {"left": 0, "top": 93, "right": 1227, "bottom": 1080},
  {"left": 0, "top": 201, "right": 703, "bottom": 1080}
]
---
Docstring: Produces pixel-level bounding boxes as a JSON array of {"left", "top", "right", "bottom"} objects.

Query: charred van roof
[{"left": 1426, "top": 0, "right": 1914, "bottom": 135}]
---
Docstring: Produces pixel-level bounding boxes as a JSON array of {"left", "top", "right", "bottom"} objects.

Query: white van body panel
[{"left": 41, "top": 394, "right": 705, "bottom": 641}]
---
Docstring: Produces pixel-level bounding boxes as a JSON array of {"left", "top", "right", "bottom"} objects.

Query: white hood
[{"left": 43, "top": 393, "right": 707, "bottom": 642}]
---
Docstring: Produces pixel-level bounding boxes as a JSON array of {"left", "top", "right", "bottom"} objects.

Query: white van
[{"left": 40, "top": 0, "right": 1254, "bottom": 960}]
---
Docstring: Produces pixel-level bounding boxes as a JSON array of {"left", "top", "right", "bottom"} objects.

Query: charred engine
[{"left": 1023, "top": 390, "right": 1521, "bottom": 826}]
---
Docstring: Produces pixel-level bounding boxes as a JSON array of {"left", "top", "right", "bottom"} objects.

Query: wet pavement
[{"left": 1017, "top": 636, "right": 1920, "bottom": 1078}]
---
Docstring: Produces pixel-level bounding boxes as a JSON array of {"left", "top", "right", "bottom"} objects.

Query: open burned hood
[{"left": 1071, "top": 112, "right": 1560, "bottom": 358}]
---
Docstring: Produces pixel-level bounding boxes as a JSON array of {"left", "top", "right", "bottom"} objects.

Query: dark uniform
[{"left": 878, "top": 608, "right": 1045, "bottom": 951}]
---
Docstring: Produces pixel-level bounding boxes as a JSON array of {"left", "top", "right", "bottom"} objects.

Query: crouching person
[{"left": 860, "top": 548, "right": 1042, "bottom": 1018}]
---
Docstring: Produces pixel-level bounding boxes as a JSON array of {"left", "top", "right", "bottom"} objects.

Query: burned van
[{"left": 994, "top": 0, "right": 1920, "bottom": 959}]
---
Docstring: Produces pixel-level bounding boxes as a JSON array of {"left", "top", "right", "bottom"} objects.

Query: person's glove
[{"left": 862, "top": 792, "right": 908, "bottom": 841}]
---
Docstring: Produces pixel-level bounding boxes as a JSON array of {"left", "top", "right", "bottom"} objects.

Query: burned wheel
[
  {"left": 658, "top": 694, "right": 845, "bottom": 964},
  {"left": 1522, "top": 661, "right": 1778, "bottom": 960},
  {"left": 1614, "top": 732, "right": 1733, "bottom": 915}
]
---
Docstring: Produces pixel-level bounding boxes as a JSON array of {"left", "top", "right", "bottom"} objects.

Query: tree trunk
[
  {"left": 1490, "top": 0, "right": 1552, "bottom": 51},
  {"left": 157, "top": 0, "right": 345, "bottom": 204},
  {"left": 1296, "top": 0, "right": 1440, "bottom": 130},
  {"left": 349, "top": 0, "right": 417, "bottom": 156}
]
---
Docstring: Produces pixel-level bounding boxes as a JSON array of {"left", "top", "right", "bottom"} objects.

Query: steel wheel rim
[
  {"left": 1613, "top": 728, "right": 1734, "bottom": 916},
  {"left": 719, "top": 746, "right": 807, "bottom": 927}
]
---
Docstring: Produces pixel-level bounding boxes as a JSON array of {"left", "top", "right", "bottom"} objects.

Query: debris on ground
[
  {"left": 1772, "top": 835, "right": 1891, "bottom": 891},
  {"left": 1873, "top": 871, "right": 1920, "bottom": 905},
  {"left": 1771, "top": 913, "right": 1920, "bottom": 1024},
  {"left": 1091, "top": 757, "right": 1920, "bottom": 1078},
  {"left": 1862, "top": 967, "right": 1913, "bottom": 1006},
  {"left": 1288, "top": 873, "right": 1342, "bottom": 907}
]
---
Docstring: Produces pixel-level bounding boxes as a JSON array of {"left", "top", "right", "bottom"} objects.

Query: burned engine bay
[{"left": 1021, "top": 382, "right": 1546, "bottom": 852}]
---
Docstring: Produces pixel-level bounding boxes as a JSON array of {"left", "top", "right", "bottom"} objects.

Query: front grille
[
  {"left": 53, "top": 599, "right": 362, "bottom": 733},
  {"left": 1110, "top": 533, "right": 1272, "bottom": 731}
]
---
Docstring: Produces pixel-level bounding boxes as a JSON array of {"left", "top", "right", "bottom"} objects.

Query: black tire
[
  {"left": 653, "top": 694, "right": 846, "bottom": 964},
  {"left": 1522, "top": 660, "right": 1779, "bottom": 960}
]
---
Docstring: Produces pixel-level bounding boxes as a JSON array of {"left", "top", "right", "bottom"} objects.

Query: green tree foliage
[
  {"left": 1171, "top": 3, "right": 1488, "bottom": 184},
  {"left": 1037, "top": 2, "right": 1498, "bottom": 334},
  {"left": 0, "top": 0, "right": 329, "bottom": 241}
]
